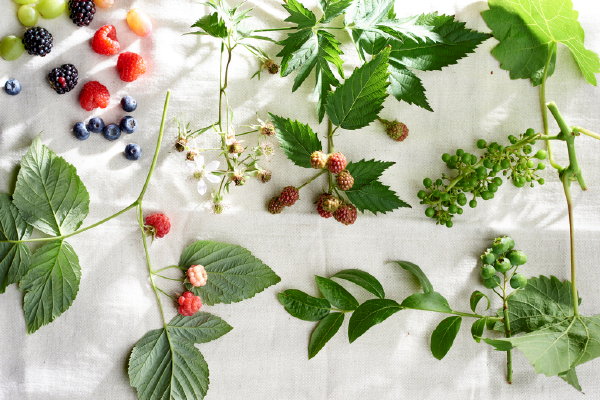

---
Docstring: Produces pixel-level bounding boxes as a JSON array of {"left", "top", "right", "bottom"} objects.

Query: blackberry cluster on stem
[{"left": 419, "top": 129, "right": 548, "bottom": 227}]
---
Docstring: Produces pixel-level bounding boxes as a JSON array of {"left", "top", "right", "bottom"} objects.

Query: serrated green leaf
[
  {"left": 20, "top": 240, "right": 81, "bottom": 333},
  {"left": 431, "top": 316, "right": 462, "bottom": 360},
  {"left": 470, "top": 290, "right": 490, "bottom": 313},
  {"left": 315, "top": 30, "right": 344, "bottom": 121},
  {"left": 326, "top": 48, "right": 391, "bottom": 130},
  {"left": 279, "top": 29, "right": 319, "bottom": 90},
  {"left": 270, "top": 114, "right": 322, "bottom": 168},
  {"left": 345, "top": 0, "right": 394, "bottom": 31},
  {"left": 128, "top": 328, "right": 209, "bottom": 400},
  {"left": 179, "top": 241, "right": 280, "bottom": 305},
  {"left": 345, "top": 181, "right": 410, "bottom": 214},
  {"left": 331, "top": 269, "right": 385, "bottom": 299},
  {"left": 283, "top": 0, "right": 317, "bottom": 28},
  {"left": 308, "top": 312, "right": 344, "bottom": 359},
  {"left": 400, "top": 292, "right": 452, "bottom": 313},
  {"left": 482, "top": 0, "right": 600, "bottom": 85},
  {"left": 191, "top": 12, "right": 227, "bottom": 38},
  {"left": 559, "top": 368, "right": 582, "bottom": 391},
  {"left": 0, "top": 194, "right": 32, "bottom": 293},
  {"left": 278, "top": 289, "right": 331, "bottom": 321},
  {"left": 168, "top": 312, "right": 233, "bottom": 344},
  {"left": 395, "top": 261, "right": 433, "bottom": 293},
  {"left": 315, "top": 276, "right": 359, "bottom": 310},
  {"left": 345, "top": 159, "right": 394, "bottom": 188},
  {"left": 471, "top": 318, "right": 487, "bottom": 343},
  {"left": 13, "top": 138, "right": 89, "bottom": 236},
  {"left": 320, "top": 0, "right": 352, "bottom": 23},
  {"left": 388, "top": 62, "right": 432, "bottom": 110},
  {"left": 390, "top": 13, "right": 490, "bottom": 72},
  {"left": 348, "top": 298, "right": 401, "bottom": 342}
]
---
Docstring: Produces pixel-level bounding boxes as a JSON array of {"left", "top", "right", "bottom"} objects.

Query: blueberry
[
  {"left": 103, "top": 123, "right": 121, "bottom": 141},
  {"left": 121, "top": 96, "right": 137, "bottom": 112},
  {"left": 4, "top": 79, "right": 21, "bottom": 95},
  {"left": 120, "top": 116, "right": 137, "bottom": 134},
  {"left": 87, "top": 117, "right": 105, "bottom": 133},
  {"left": 124, "top": 143, "right": 142, "bottom": 160},
  {"left": 73, "top": 122, "right": 90, "bottom": 140}
]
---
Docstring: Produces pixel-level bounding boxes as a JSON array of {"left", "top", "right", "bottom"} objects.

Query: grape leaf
[
  {"left": 168, "top": 312, "right": 233, "bottom": 343},
  {"left": 348, "top": 298, "right": 402, "bottom": 342},
  {"left": 431, "top": 316, "right": 462, "bottom": 360},
  {"left": 270, "top": 114, "right": 322, "bottom": 168},
  {"left": 482, "top": 0, "right": 600, "bottom": 85},
  {"left": 345, "top": 159, "right": 394, "bottom": 188},
  {"left": 315, "top": 276, "right": 359, "bottom": 311},
  {"left": 395, "top": 261, "right": 433, "bottom": 293},
  {"left": 278, "top": 289, "right": 331, "bottom": 321},
  {"left": 308, "top": 312, "right": 344, "bottom": 359},
  {"left": 319, "top": 0, "right": 352, "bottom": 23},
  {"left": 470, "top": 290, "right": 491, "bottom": 313},
  {"left": 0, "top": 194, "right": 32, "bottom": 293},
  {"left": 129, "top": 328, "right": 209, "bottom": 400},
  {"left": 326, "top": 48, "right": 390, "bottom": 130},
  {"left": 179, "top": 241, "right": 280, "bottom": 305},
  {"left": 400, "top": 292, "right": 452, "bottom": 313},
  {"left": 191, "top": 12, "right": 227, "bottom": 38},
  {"left": 20, "top": 240, "right": 81, "bottom": 333},
  {"left": 559, "top": 368, "right": 582, "bottom": 392},
  {"left": 331, "top": 269, "right": 385, "bottom": 299},
  {"left": 345, "top": 181, "right": 410, "bottom": 214},
  {"left": 13, "top": 138, "right": 89, "bottom": 236},
  {"left": 283, "top": 0, "right": 317, "bottom": 28}
]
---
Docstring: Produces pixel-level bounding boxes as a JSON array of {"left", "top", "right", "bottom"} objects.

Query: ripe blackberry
[
  {"left": 69, "top": 0, "right": 96, "bottom": 26},
  {"left": 47, "top": 64, "right": 79, "bottom": 94},
  {"left": 22, "top": 27, "right": 53, "bottom": 57}
]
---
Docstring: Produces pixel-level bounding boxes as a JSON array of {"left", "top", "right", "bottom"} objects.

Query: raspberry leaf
[
  {"left": 315, "top": 276, "right": 359, "bottom": 311},
  {"left": 395, "top": 261, "right": 434, "bottom": 294},
  {"left": 129, "top": 328, "right": 209, "bottom": 400},
  {"left": 482, "top": 0, "right": 600, "bottom": 85},
  {"left": 331, "top": 269, "right": 385, "bottom": 299},
  {"left": 13, "top": 138, "right": 90, "bottom": 236},
  {"left": 270, "top": 114, "right": 323, "bottom": 168},
  {"left": 345, "top": 159, "right": 394, "bottom": 188},
  {"left": 0, "top": 194, "right": 32, "bottom": 293},
  {"left": 348, "top": 298, "right": 402, "bottom": 342},
  {"left": 168, "top": 312, "right": 233, "bottom": 343},
  {"left": 179, "top": 241, "right": 280, "bottom": 305},
  {"left": 326, "top": 47, "right": 390, "bottom": 130},
  {"left": 430, "top": 316, "right": 462, "bottom": 360},
  {"left": 20, "top": 240, "right": 81, "bottom": 333},
  {"left": 190, "top": 12, "right": 227, "bottom": 38},
  {"left": 345, "top": 181, "right": 409, "bottom": 214},
  {"left": 278, "top": 289, "right": 331, "bottom": 321},
  {"left": 308, "top": 312, "right": 344, "bottom": 359}
]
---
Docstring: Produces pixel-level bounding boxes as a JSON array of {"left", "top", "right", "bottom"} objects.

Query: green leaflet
[
  {"left": 128, "top": 327, "right": 209, "bottom": 400},
  {"left": 430, "top": 316, "right": 462, "bottom": 360},
  {"left": 469, "top": 290, "right": 490, "bottom": 313},
  {"left": 13, "top": 138, "right": 90, "bottom": 236},
  {"left": 345, "top": 181, "right": 409, "bottom": 214},
  {"left": 319, "top": 0, "right": 352, "bottom": 23},
  {"left": 331, "top": 269, "right": 385, "bottom": 299},
  {"left": 0, "top": 194, "right": 32, "bottom": 293},
  {"left": 20, "top": 240, "right": 81, "bottom": 333},
  {"left": 278, "top": 289, "right": 331, "bottom": 321},
  {"left": 482, "top": 0, "right": 600, "bottom": 85},
  {"left": 388, "top": 62, "right": 431, "bottom": 111},
  {"left": 308, "top": 312, "right": 344, "bottom": 359},
  {"left": 348, "top": 298, "right": 402, "bottom": 342},
  {"left": 395, "top": 261, "right": 434, "bottom": 293},
  {"left": 191, "top": 12, "right": 227, "bottom": 38},
  {"left": 168, "top": 312, "right": 233, "bottom": 343},
  {"left": 315, "top": 276, "right": 359, "bottom": 311},
  {"left": 400, "top": 292, "right": 452, "bottom": 313},
  {"left": 283, "top": 0, "right": 317, "bottom": 28},
  {"left": 345, "top": 159, "right": 394, "bottom": 188},
  {"left": 326, "top": 48, "right": 390, "bottom": 130},
  {"left": 471, "top": 318, "right": 487, "bottom": 343},
  {"left": 179, "top": 241, "right": 280, "bottom": 305},
  {"left": 270, "top": 114, "right": 322, "bottom": 168},
  {"left": 559, "top": 368, "right": 582, "bottom": 392}
]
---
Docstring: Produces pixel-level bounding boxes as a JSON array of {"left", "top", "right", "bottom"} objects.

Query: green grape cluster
[
  {"left": 479, "top": 236, "right": 528, "bottom": 290},
  {"left": 418, "top": 129, "right": 548, "bottom": 227}
]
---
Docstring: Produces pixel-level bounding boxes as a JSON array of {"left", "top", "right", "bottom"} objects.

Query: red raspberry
[
  {"left": 187, "top": 265, "right": 208, "bottom": 287},
  {"left": 326, "top": 152, "right": 347, "bottom": 174},
  {"left": 336, "top": 170, "right": 354, "bottom": 191},
  {"left": 79, "top": 81, "right": 110, "bottom": 111},
  {"left": 279, "top": 186, "right": 299, "bottom": 206},
  {"left": 144, "top": 213, "right": 171, "bottom": 238},
  {"left": 177, "top": 291, "right": 202, "bottom": 316},
  {"left": 117, "top": 52, "right": 147, "bottom": 82},
  {"left": 91, "top": 25, "right": 120, "bottom": 55},
  {"left": 315, "top": 193, "right": 333, "bottom": 218},
  {"left": 310, "top": 151, "right": 327, "bottom": 169},
  {"left": 267, "top": 196, "right": 284, "bottom": 214},
  {"left": 334, "top": 204, "right": 358, "bottom": 225}
]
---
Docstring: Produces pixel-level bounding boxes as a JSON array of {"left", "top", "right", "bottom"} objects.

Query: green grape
[
  {"left": 0, "top": 35, "right": 25, "bottom": 61},
  {"left": 425, "top": 207, "right": 435, "bottom": 218},
  {"left": 13, "top": 0, "right": 38, "bottom": 4},
  {"left": 423, "top": 178, "right": 432, "bottom": 188},
  {"left": 469, "top": 199, "right": 477, "bottom": 208},
  {"left": 476, "top": 139, "right": 486, "bottom": 149},
  {"left": 37, "top": 0, "right": 66, "bottom": 19},
  {"left": 18, "top": 4, "right": 39, "bottom": 26}
]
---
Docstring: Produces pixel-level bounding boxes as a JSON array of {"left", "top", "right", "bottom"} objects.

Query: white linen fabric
[{"left": 2, "top": 0, "right": 600, "bottom": 399}]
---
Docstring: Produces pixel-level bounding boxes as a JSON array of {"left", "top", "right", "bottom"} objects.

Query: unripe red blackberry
[
  {"left": 268, "top": 197, "right": 284, "bottom": 214},
  {"left": 310, "top": 151, "right": 327, "bottom": 169},
  {"left": 279, "top": 186, "right": 299, "bottom": 206},
  {"left": 334, "top": 204, "right": 357, "bottom": 225},
  {"left": 326, "top": 152, "right": 347, "bottom": 174},
  {"left": 315, "top": 193, "right": 333, "bottom": 218},
  {"left": 321, "top": 195, "right": 341, "bottom": 212},
  {"left": 336, "top": 170, "right": 354, "bottom": 191},
  {"left": 381, "top": 119, "right": 409, "bottom": 142}
]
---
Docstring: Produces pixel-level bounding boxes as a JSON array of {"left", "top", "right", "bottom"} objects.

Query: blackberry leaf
[
  {"left": 283, "top": 0, "right": 317, "bottom": 28},
  {"left": 345, "top": 181, "right": 409, "bottom": 214},
  {"left": 270, "top": 114, "right": 323, "bottom": 168},
  {"left": 346, "top": 159, "right": 394, "bottom": 188},
  {"left": 388, "top": 62, "right": 432, "bottom": 110}
]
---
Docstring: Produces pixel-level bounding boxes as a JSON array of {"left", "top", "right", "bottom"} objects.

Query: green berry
[
  {"left": 481, "top": 251, "right": 495, "bottom": 265},
  {"left": 492, "top": 177, "right": 502, "bottom": 186},
  {"left": 525, "top": 128, "right": 535, "bottom": 137},
  {"left": 523, "top": 145, "right": 532, "bottom": 154},
  {"left": 513, "top": 176, "right": 526, "bottom": 188},
  {"left": 500, "top": 159, "right": 510, "bottom": 169},
  {"left": 481, "top": 191, "right": 493, "bottom": 200},
  {"left": 508, "top": 135, "right": 518, "bottom": 144},
  {"left": 481, "top": 264, "right": 496, "bottom": 279},
  {"left": 476, "top": 139, "right": 486, "bottom": 149},
  {"left": 423, "top": 178, "right": 432, "bottom": 188},
  {"left": 425, "top": 207, "right": 435, "bottom": 218},
  {"left": 445, "top": 220, "right": 453, "bottom": 228},
  {"left": 507, "top": 250, "right": 527, "bottom": 266},
  {"left": 494, "top": 257, "right": 512, "bottom": 273},
  {"left": 538, "top": 178, "right": 545, "bottom": 185},
  {"left": 488, "top": 183, "right": 498, "bottom": 193},
  {"left": 442, "top": 153, "right": 451, "bottom": 162},
  {"left": 527, "top": 159, "right": 535, "bottom": 168},
  {"left": 469, "top": 199, "right": 477, "bottom": 208},
  {"left": 537, "top": 162, "right": 545, "bottom": 170},
  {"left": 492, "top": 236, "right": 515, "bottom": 255},
  {"left": 510, "top": 273, "right": 528, "bottom": 289},
  {"left": 18, "top": 5, "right": 39, "bottom": 26},
  {"left": 457, "top": 195, "right": 467, "bottom": 206},
  {"left": 483, "top": 159, "right": 493, "bottom": 169},
  {"left": 448, "top": 204, "right": 458, "bottom": 214},
  {"left": 417, "top": 190, "right": 427, "bottom": 199},
  {"left": 0, "top": 35, "right": 25, "bottom": 61},
  {"left": 483, "top": 275, "right": 501, "bottom": 289},
  {"left": 535, "top": 150, "right": 547, "bottom": 160},
  {"left": 36, "top": 0, "right": 67, "bottom": 19},
  {"left": 456, "top": 149, "right": 464, "bottom": 157}
]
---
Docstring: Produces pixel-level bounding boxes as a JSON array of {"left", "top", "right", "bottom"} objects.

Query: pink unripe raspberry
[
  {"left": 145, "top": 213, "right": 171, "bottom": 238},
  {"left": 187, "top": 265, "right": 208, "bottom": 287},
  {"left": 178, "top": 291, "right": 202, "bottom": 316},
  {"left": 326, "top": 152, "right": 347, "bottom": 174}
]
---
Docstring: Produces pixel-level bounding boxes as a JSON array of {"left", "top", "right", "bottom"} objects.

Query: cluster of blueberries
[{"left": 73, "top": 95, "right": 142, "bottom": 160}]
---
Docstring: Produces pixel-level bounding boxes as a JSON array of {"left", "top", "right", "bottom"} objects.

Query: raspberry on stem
[
  {"left": 187, "top": 265, "right": 208, "bottom": 287},
  {"left": 177, "top": 291, "right": 202, "bottom": 316},
  {"left": 144, "top": 213, "right": 171, "bottom": 238}
]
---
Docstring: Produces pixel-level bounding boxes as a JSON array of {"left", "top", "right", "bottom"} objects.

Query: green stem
[
  {"left": 572, "top": 126, "right": 600, "bottom": 141},
  {"left": 153, "top": 265, "right": 181, "bottom": 273},
  {"left": 562, "top": 176, "right": 580, "bottom": 316},
  {"left": 400, "top": 306, "right": 492, "bottom": 320},
  {"left": 298, "top": 170, "right": 327, "bottom": 190},
  {"left": 501, "top": 275, "right": 513, "bottom": 384},
  {"left": 327, "top": 119, "right": 335, "bottom": 193},
  {"left": 153, "top": 273, "right": 184, "bottom": 282},
  {"left": 540, "top": 42, "right": 562, "bottom": 170}
]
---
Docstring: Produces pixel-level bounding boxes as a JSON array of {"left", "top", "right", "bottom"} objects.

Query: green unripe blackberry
[
  {"left": 507, "top": 250, "right": 527, "bottom": 266},
  {"left": 481, "top": 264, "right": 496, "bottom": 279},
  {"left": 483, "top": 275, "right": 501, "bottom": 289},
  {"left": 492, "top": 236, "right": 515, "bottom": 255},
  {"left": 510, "top": 273, "right": 528, "bottom": 289},
  {"left": 494, "top": 257, "right": 512, "bottom": 273}
]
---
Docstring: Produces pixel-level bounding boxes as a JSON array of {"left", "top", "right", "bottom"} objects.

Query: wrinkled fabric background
[{"left": 2, "top": 0, "right": 600, "bottom": 399}]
